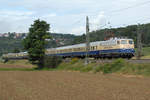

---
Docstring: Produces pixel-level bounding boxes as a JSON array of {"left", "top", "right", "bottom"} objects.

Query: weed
[
  {"left": 81, "top": 66, "right": 93, "bottom": 72},
  {"left": 70, "top": 58, "right": 79, "bottom": 64}
]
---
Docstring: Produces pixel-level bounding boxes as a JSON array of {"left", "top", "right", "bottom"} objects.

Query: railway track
[{"left": 2, "top": 57, "right": 150, "bottom": 64}]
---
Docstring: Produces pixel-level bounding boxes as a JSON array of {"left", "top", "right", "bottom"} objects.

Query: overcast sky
[{"left": 0, "top": 0, "right": 150, "bottom": 35}]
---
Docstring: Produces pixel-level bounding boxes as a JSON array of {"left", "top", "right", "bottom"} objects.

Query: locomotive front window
[
  {"left": 129, "top": 40, "right": 133, "bottom": 44},
  {"left": 121, "top": 40, "right": 127, "bottom": 44}
]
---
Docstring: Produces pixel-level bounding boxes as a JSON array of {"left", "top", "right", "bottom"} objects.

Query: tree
[
  {"left": 23, "top": 19, "right": 51, "bottom": 69},
  {"left": 13, "top": 48, "right": 20, "bottom": 53}
]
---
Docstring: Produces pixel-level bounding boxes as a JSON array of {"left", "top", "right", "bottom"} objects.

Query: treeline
[
  {"left": 0, "top": 37, "right": 23, "bottom": 56},
  {"left": 47, "top": 33, "right": 76, "bottom": 48},
  {"left": 0, "top": 23, "right": 150, "bottom": 56}
]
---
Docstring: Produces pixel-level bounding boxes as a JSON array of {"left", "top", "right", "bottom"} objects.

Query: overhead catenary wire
[
  {"left": 69, "top": 0, "right": 150, "bottom": 34},
  {"left": 88, "top": 0, "right": 150, "bottom": 17},
  {"left": 106, "top": 17, "right": 150, "bottom": 29},
  {"left": 70, "top": 0, "right": 150, "bottom": 26}
]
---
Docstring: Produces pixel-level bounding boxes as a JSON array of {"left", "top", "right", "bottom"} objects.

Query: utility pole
[
  {"left": 85, "top": 16, "right": 90, "bottom": 65},
  {"left": 137, "top": 24, "right": 142, "bottom": 59}
]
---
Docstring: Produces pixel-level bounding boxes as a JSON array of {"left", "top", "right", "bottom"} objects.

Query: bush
[
  {"left": 110, "top": 59, "right": 126, "bottom": 72},
  {"left": 81, "top": 65, "right": 93, "bottom": 72},
  {"left": 94, "top": 66, "right": 102, "bottom": 73},
  {"left": 70, "top": 58, "right": 79, "bottom": 64},
  {"left": 94, "top": 59, "right": 126, "bottom": 74},
  {"left": 58, "top": 60, "right": 84, "bottom": 71},
  {"left": 99, "top": 64, "right": 111, "bottom": 74},
  {"left": 44, "top": 56, "right": 62, "bottom": 68}
]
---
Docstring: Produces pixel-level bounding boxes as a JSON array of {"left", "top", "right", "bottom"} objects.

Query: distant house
[
  {"left": 4, "top": 33, "right": 9, "bottom": 37},
  {"left": 0, "top": 34, "right": 3, "bottom": 37}
]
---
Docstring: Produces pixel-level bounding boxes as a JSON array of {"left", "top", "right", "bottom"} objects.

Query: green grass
[
  {"left": 92, "top": 59, "right": 150, "bottom": 76},
  {"left": 4, "top": 60, "right": 33, "bottom": 65},
  {"left": 0, "top": 68, "right": 35, "bottom": 71},
  {"left": 1, "top": 58, "right": 150, "bottom": 76},
  {"left": 142, "top": 47, "right": 150, "bottom": 56},
  {"left": 55, "top": 58, "right": 150, "bottom": 76},
  {"left": 134, "top": 47, "right": 150, "bottom": 59},
  {"left": 0, "top": 67, "right": 58, "bottom": 71}
]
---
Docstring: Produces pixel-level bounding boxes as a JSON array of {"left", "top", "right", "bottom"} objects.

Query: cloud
[
  {"left": 41, "top": 14, "right": 57, "bottom": 20},
  {"left": 71, "top": 26, "right": 85, "bottom": 35},
  {"left": 0, "top": 0, "right": 150, "bottom": 34},
  {"left": 0, "top": 10, "right": 35, "bottom": 33},
  {"left": 0, "top": 20, "right": 12, "bottom": 33},
  {"left": 90, "top": 12, "right": 106, "bottom": 31}
]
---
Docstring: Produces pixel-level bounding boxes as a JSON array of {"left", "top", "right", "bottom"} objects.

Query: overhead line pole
[
  {"left": 137, "top": 24, "right": 142, "bottom": 59},
  {"left": 85, "top": 16, "right": 90, "bottom": 65}
]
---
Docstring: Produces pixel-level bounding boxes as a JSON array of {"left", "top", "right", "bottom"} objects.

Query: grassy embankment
[
  {"left": 133, "top": 47, "right": 150, "bottom": 59},
  {"left": 1, "top": 58, "right": 150, "bottom": 76},
  {"left": 57, "top": 58, "right": 150, "bottom": 76},
  {"left": 141, "top": 47, "right": 150, "bottom": 59}
]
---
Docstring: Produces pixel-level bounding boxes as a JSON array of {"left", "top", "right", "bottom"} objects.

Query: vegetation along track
[{"left": 65, "top": 58, "right": 150, "bottom": 64}]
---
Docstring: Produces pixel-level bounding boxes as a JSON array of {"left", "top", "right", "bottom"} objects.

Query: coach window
[
  {"left": 90, "top": 47, "right": 92, "bottom": 50},
  {"left": 95, "top": 46, "right": 97, "bottom": 50}
]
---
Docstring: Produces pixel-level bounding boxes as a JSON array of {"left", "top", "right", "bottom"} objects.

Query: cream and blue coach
[
  {"left": 2, "top": 52, "right": 28, "bottom": 59},
  {"left": 46, "top": 38, "right": 135, "bottom": 59}
]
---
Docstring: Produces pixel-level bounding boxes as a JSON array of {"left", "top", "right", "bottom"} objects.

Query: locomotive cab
[
  {"left": 116, "top": 39, "right": 135, "bottom": 58},
  {"left": 117, "top": 39, "right": 134, "bottom": 49}
]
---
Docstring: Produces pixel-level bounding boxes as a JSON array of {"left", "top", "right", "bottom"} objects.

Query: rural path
[{"left": 0, "top": 71, "right": 150, "bottom": 100}]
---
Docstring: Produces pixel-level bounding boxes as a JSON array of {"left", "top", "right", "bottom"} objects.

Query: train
[
  {"left": 2, "top": 37, "right": 135, "bottom": 59},
  {"left": 2, "top": 52, "right": 28, "bottom": 59}
]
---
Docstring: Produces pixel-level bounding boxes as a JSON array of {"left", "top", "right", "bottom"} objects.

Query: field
[
  {"left": 0, "top": 71, "right": 150, "bottom": 100},
  {"left": 0, "top": 62, "right": 150, "bottom": 100}
]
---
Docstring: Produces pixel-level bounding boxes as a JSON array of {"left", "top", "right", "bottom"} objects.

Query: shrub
[
  {"left": 94, "top": 66, "right": 101, "bottom": 73},
  {"left": 110, "top": 58, "right": 126, "bottom": 72},
  {"left": 44, "top": 56, "right": 62, "bottom": 68},
  {"left": 70, "top": 58, "right": 79, "bottom": 64},
  {"left": 100, "top": 64, "right": 111, "bottom": 74},
  {"left": 81, "top": 65, "right": 93, "bottom": 72},
  {"left": 94, "top": 59, "right": 127, "bottom": 74}
]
